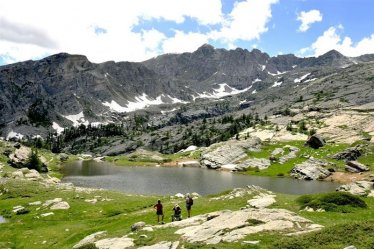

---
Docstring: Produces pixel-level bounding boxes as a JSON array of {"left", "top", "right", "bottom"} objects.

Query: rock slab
[{"left": 291, "top": 159, "right": 332, "bottom": 180}]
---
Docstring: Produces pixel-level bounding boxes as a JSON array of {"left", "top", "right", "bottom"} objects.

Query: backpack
[{"left": 187, "top": 197, "right": 193, "bottom": 206}]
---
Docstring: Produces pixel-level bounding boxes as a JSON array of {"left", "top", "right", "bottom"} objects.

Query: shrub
[
  {"left": 26, "top": 148, "right": 43, "bottom": 172},
  {"left": 272, "top": 221, "right": 374, "bottom": 249},
  {"left": 296, "top": 192, "right": 367, "bottom": 212}
]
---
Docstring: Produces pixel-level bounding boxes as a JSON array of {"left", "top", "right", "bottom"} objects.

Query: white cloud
[
  {"left": 162, "top": 31, "right": 209, "bottom": 54},
  {"left": 297, "top": 9, "right": 322, "bottom": 32},
  {"left": 0, "top": 0, "right": 277, "bottom": 64},
  {"left": 211, "top": 0, "right": 279, "bottom": 43},
  {"left": 310, "top": 26, "right": 374, "bottom": 56}
]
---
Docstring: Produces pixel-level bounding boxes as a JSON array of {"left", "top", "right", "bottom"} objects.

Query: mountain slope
[{"left": 0, "top": 45, "right": 373, "bottom": 139}]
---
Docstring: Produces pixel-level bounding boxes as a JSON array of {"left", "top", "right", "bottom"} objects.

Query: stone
[
  {"left": 85, "top": 198, "right": 98, "bottom": 204},
  {"left": 139, "top": 234, "right": 148, "bottom": 239},
  {"left": 173, "top": 208, "right": 319, "bottom": 244},
  {"left": 271, "top": 148, "right": 284, "bottom": 156},
  {"left": 73, "top": 231, "right": 107, "bottom": 249},
  {"left": 200, "top": 138, "right": 261, "bottom": 169},
  {"left": 13, "top": 206, "right": 28, "bottom": 214},
  {"left": 41, "top": 212, "right": 54, "bottom": 217},
  {"left": 138, "top": 241, "right": 179, "bottom": 249},
  {"left": 247, "top": 194, "right": 276, "bottom": 208},
  {"left": 346, "top": 161, "right": 369, "bottom": 172},
  {"left": 344, "top": 246, "right": 357, "bottom": 249},
  {"left": 305, "top": 134, "right": 325, "bottom": 149},
  {"left": 141, "top": 227, "right": 154, "bottom": 232},
  {"left": 235, "top": 158, "right": 271, "bottom": 171},
  {"left": 345, "top": 165, "right": 360, "bottom": 173},
  {"left": 337, "top": 181, "right": 373, "bottom": 196},
  {"left": 13, "top": 142, "right": 21, "bottom": 149},
  {"left": 59, "top": 153, "right": 69, "bottom": 161},
  {"left": 94, "top": 237, "right": 134, "bottom": 249},
  {"left": 24, "top": 169, "right": 41, "bottom": 179},
  {"left": 12, "top": 170, "right": 24, "bottom": 179},
  {"left": 241, "top": 241, "right": 260, "bottom": 246},
  {"left": 332, "top": 147, "right": 361, "bottom": 161},
  {"left": 131, "top": 221, "right": 146, "bottom": 231},
  {"left": 291, "top": 159, "right": 332, "bottom": 180},
  {"left": 29, "top": 201, "right": 42, "bottom": 206},
  {"left": 43, "top": 198, "right": 63, "bottom": 207},
  {"left": 303, "top": 207, "right": 314, "bottom": 212},
  {"left": 50, "top": 201, "right": 70, "bottom": 210},
  {"left": 8, "top": 146, "right": 32, "bottom": 168},
  {"left": 174, "top": 193, "right": 185, "bottom": 198},
  {"left": 279, "top": 146, "right": 299, "bottom": 164},
  {"left": 20, "top": 168, "right": 30, "bottom": 174}
]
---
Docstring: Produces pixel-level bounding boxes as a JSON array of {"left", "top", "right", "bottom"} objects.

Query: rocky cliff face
[{"left": 0, "top": 44, "right": 373, "bottom": 139}]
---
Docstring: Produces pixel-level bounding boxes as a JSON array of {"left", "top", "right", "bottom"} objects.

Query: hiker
[
  {"left": 185, "top": 193, "right": 193, "bottom": 218},
  {"left": 154, "top": 199, "right": 164, "bottom": 224},
  {"left": 172, "top": 204, "right": 182, "bottom": 221}
]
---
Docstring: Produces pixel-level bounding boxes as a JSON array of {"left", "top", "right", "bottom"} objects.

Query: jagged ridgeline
[{"left": 1, "top": 44, "right": 374, "bottom": 154}]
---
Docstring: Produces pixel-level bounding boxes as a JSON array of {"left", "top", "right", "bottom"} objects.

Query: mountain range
[{"left": 1, "top": 44, "right": 374, "bottom": 139}]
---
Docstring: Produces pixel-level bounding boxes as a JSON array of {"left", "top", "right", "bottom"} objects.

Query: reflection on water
[
  {"left": 0, "top": 216, "right": 7, "bottom": 224},
  {"left": 62, "top": 160, "right": 340, "bottom": 196}
]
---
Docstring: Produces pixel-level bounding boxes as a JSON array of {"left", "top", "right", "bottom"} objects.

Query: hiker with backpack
[{"left": 185, "top": 194, "right": 193, "bottom": 218}]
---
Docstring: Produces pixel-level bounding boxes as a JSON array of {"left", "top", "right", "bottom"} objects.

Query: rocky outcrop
[
  {"left": 336, "top": 181, "right": 373, "bottom": 196},
  {"left": 43, "top": 198, "right": 70, "bottom": 210},
  {"left": 73, "top": 231, "right": 107, "bottom": 249},
  {"left": 165, "top": 208, "right": 322, "bottom": 244},
  {"left": 94, "top": 237, "right": 134, "bottom": 249},
  {"left": 247, "top": 194, "right": 276, "bottom": 208},
  {"left": 346, "top": 161, "right": 369, "bottom": 172},
  {"left": 234, "top": 158, "right": 271, "bottom": 171},
  {"left": 279, "top": 145, "right": 299, "bottom": 164},
  {"left": 12, "top": 168, "right": 41, "bottom": 180},
  {"left": 305, "top": 135, "right": 325, "bottom": 149},
  {"left": 332, "top": 147, "right": 362, "bottom": 161},
  {"left": 8, "top": 146, "right": 31, "bottom": 168},
  {"left": 290, "top": 159, "right": 333, "bottom": 180},
  {"left": 200, "top": 138, "right": 261, "bottom": 169}
]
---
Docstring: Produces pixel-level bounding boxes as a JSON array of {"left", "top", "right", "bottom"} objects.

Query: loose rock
[
  {"left": 95, "top": 237, "right": 134, "bottom": 249},
  {"left": 290, "top": 159, "right": 332, "bottom": 180},
  {"left": 8, "top": 146, "right": 31, "bottom": 168},
  {"left": 247, "top": 194, "right": 276, "bottom": 208},
  {"left": 305, "top": 134, "right": 325, "bottom": 149},
  {"left": 332, "top": 147, "right": 361, "bottom": 161},
  {"left": 235, "top": 158, "right": 271, "bottom": 171},
  {"left": 73, "top": 231, "right": 107, "bottom": 249},
  {"left": 336, "top": 181, "right": 373, "bottom": 196},
  {"left": 50, "top": 201, "right": 70, "bottom": 210},
  {"left": 346, "top": 161, "right": 369, "bottom": 172},
  {"left": 131, "top": 221, "right": 146, "bottom": 231}
]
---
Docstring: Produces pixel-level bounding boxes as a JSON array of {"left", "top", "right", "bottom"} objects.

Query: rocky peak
[{"left": 195, "top": 44, "right": 216, "bottom": 56}]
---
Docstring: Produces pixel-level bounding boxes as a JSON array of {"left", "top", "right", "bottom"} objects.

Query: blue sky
[{"left": 0, "top": 0, "right": 373, "bottom": 65}]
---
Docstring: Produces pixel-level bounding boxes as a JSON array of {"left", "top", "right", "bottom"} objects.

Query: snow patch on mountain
[
  {"left": 194, "top": 83, "right": 252, "bottom": 100},
  {"left": 63, "top": 112, "right": 89, "bottom": 127},
  {"left": 6, "top": 131, "right": 24, "bottom": 140},
  {"left": 52, "top": 122, "right": 64, "bottom": 135},
  {"left": 268, "top": 71, "right": 287, "bottom": 76},
  {"left": 271, "top": 81, "right": 283, "bottom": 87},
  {"left": 102, "top": 94, "right": 185, "bottom": 113},
  {"left": 294, "top": 73, "right": 311, "bottom": 83}
]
